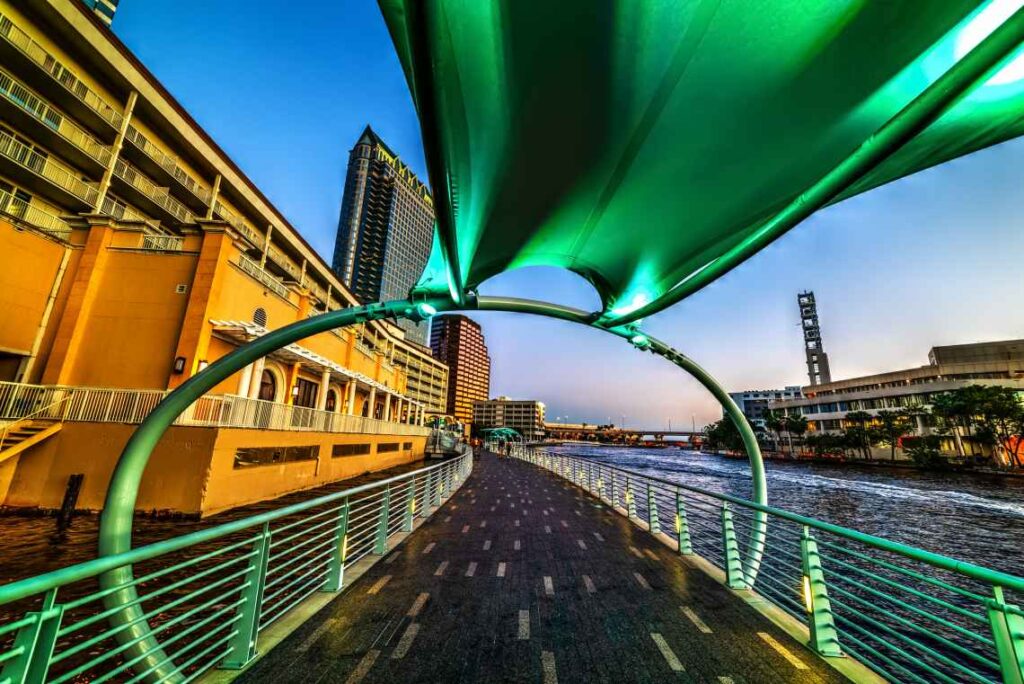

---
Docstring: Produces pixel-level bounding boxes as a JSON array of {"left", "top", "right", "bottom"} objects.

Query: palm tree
[
  {"left": 873, "top": 409, "right": 912, "bottom": 461},
  {"left": 843, "top": 411, "right": 873, "bottom": 460},
  {"left": 763, "top": 409, "right": 786, "bottom": 454},
  {"left": 784, "top": 414, "right": 809, "bottom": 457}
]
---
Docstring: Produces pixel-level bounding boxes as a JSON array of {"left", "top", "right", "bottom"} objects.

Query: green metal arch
[{"left": 97, "top": 295, "right": 765, "bottom": 681}]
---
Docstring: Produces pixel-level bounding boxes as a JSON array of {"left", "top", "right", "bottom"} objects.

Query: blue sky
[{"left": 116, "top": 1, "right": 1023, "bottom": 430}]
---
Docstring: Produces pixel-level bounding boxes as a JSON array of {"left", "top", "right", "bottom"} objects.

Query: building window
[
  {"left": 233, "top": 445, "right": 318, "bottom": 468},
  {"left": 332, "top": 443, "right": 371, "bottom": 457},
  {"left": 325, "top": 389, "right": 338, "bottom": 412},
  {"left": 402, "top": 442, "right": 412, "bottom": 450},
  {"left": 377, "top": 442, "right": 400, "bottom": 453},
  {"left": 258, "top": 369, "right": 277, "bottom": 401},
  {"left": 294, "top": 378, "right": 318, "bottom": 409}
]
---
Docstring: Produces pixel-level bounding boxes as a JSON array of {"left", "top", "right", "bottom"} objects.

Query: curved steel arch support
[{"left": 98, "top": 295, "right": 766, "bottom": 681}]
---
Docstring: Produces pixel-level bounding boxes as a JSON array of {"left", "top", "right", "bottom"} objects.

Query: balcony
[
  {"left": 0, "top": 127, "right": 98, "bottom": 209},
  {"left": 0, "top": 188, "right": 71, "bottom": 239},
  {"left": 97, "top": 194, "right": 160, "bottom": 231},
  {"left": 213, "top": 201, "right": 263, "bottom": 245},
  {"left": 111, "top": 158, "right": 195, "bottom": 225},
  {"left": 0, "top": 67, "right": 111, "bottom": 172},
  {"left": 122, "top": 124, "right": 211, "bottom": 210},
  {"left": 237, "top": 253, "right": 290, "bottom": 299},
  {"left": 0, "top": 12, "right": 122, "bottom": 136},
  {"left": 139, "top": 233, "right": 184, "bottom": 251}
]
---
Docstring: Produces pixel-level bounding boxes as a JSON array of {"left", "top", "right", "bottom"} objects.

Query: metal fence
[
  {"left": 0, "top": 382, "right": 430, "bottom": 437},
  {"left": 0, "top": 451, "right": 471, "bottom": 683},
  {"left": 503, "top": 444, "right": 1024, "bottom": 684}
]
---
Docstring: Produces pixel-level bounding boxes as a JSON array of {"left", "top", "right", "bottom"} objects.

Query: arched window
[
  {"left": 253, "top": 307, "right": 268, "bottom": 327},
  {"left": 325, "top": 389, "right": 338, "bottom": 412},
  {"left": 258, "top": 369, "right": 276, "bottom": 401}
]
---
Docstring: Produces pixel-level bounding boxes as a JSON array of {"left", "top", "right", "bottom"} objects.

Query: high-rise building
[
  {"left": 332, "top": 126, "right": 434, "bottom": 344},
  {"left": 798, "top": 291, "right": 832, "bottom": 385},
  {"left": 474, "top": 397, "right": 546, "bottom": 441},
  {"left": 82, "top": 0, "right": 118, "bottom": 24},
  {"left": 726, "top": 387, "right": 803, "bottom": 428},
  {"left": 429, "top": 315, "right": 491, "bottom": 430}
]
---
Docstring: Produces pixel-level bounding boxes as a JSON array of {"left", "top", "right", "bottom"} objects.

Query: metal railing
[
  {"left": 503, "top": 444, "right": 1024, "bottom": 684},
  {"left": 112, "top": 159, "right": 195, "bottom": 224},
  {"left": 98, "top": 194, "right": 159, "bottom": 231},
  {"left": 0, "top": 129, "right": 99, "bottom": 205},
  {"left": 0, "top": 451, "right": 471, "bottom": 682},
  {"left": 139, "top": 234, "right": 184, "bottom": 251},
  {"left": 0, "top": 189, "right": 71, "bottom": 239},
  {"left": 0, "top": 395, "right": 69, "bottom": 453},
  {"left": 0, "top": 12, "right": 123, "bottom": 130},
  {"left": 0, "top": 382, "right": 430, "bottom": 437},
  {"left": 236, "top": 253, "right": 291, "bottom": 299},
  {"left": 0, "top": 68, "right": 112, "bottom": 166},
  {"left": 122, "top": 125, "right": 210, "bottom": 205}
]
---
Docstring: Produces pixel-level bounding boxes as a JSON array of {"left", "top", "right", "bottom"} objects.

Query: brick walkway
[{"left": 238, "top": 452, "right": 846, "bottom": 683}]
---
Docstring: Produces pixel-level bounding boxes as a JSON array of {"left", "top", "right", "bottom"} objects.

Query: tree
[
  {"left": 704, "top": 418, "right": 744, "bottom": 453},
  {"left": 763, "top": 409, "right": 786, "bottom": 453},
  {"left": 843, "top": 411, "right": 874, "bottom": 460},
  {"left": 974, "top": 386, "right": 1024, "bottom": 468},
  {"left": 784, "top": 414, "right": 808, "bottom": 457},
  {"left": 873, "top": 409, "right": 913, "bottom": 461}
]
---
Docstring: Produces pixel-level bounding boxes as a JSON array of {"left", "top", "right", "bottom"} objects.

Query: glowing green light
[
  {"left": 957, "top": 0, "right": 1024, "bottom": 85},
  {"left": 417, "top": 302, "right": 438, "bottom": 317},
  {"left": 630, "top": 333, "right": 649, "bottom": 348}
]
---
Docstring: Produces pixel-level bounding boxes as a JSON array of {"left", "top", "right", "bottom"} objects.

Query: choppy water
[{"left": 551, "top": 445, "right": 1024, "bottom": 577}]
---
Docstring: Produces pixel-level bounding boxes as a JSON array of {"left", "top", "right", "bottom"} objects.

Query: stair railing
[{"left": 0, "top": 393, "right": 70, "bottom": 453}]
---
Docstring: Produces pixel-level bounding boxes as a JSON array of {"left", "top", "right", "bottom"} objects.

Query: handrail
[
  {"left": 505, "top": 444, "right": 1024, "bottom": 683},
  {"left": 0, "top": 453, "right": 466, "bottom": 605},
  {"left": 530, "top": 447, "right": 1024, "bottom": 594},
  {"left": 0, "top": 394, "right": 68, "bottom": 452}
]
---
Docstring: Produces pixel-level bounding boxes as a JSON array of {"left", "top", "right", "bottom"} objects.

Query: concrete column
[
  {"left": 345, "top": 381, "right": 356, "bottom": 415},
  {"left": 383, "top": 394, "right": 392, "bottom": 423},
  {"left": 316, "top": 368, "right": 330, "bottom": 411},
  {"left": 247, "top": 358, "right": 266, "bottom": 399},
  {"left": 237, "top": 363, "right": 254, "bottom": 396},
  {"left": 367, "top": 387, "right": 377, "bottom": 419}
]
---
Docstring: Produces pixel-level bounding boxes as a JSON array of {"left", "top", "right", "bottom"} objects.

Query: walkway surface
[{"left": 238, "top": 452, "right": 846, "bottom": 683}]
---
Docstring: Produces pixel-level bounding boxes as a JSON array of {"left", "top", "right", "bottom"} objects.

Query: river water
[{"left": 549, "top": 445, "right": 1024, "bottom": 577}]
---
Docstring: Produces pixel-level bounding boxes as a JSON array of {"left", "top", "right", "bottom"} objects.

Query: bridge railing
[
  {"left": 0, "top": 452, "right": 471, "bottom": 683},
  {"left": 501, "top": 444, "right": 1024, "bottom": 684}
]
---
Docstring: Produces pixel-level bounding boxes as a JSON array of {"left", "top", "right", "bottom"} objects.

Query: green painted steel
[
  {"left": 507, "top": 444, "right": 1024, "bottom": 684},
  {"left": 675, "top": 491, "right": 693, "bottom": 556},
  {"left": 381, "top": 1, "right": 1024, "bottom": 325},
  {"left": 0, "top": 452, "right": 471, "bottom": 684}
]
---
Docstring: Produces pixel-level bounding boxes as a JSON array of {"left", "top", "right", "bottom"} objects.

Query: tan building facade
[
  {"left": 0, "top": 0, "right": 447, "bottom": 515},
  {"left": 473, "top": 397, "right": 546, "bottom": 441}
]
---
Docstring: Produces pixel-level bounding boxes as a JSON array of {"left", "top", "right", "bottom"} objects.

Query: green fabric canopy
[{"left": 380, "top": 1, "right": 1024, "bottom": 326}]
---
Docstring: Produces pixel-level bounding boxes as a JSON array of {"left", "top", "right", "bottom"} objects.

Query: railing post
[
  {"left": 1, "top": 589, "right": 64, "bottom": 684},
  {"left": 675, "top": 490, "right": 692, "bottom": 555},
  {"left": 986, "top": 586, "right": 1024, "bottom": 684},
  {"left": 223, "top": 522, "right": 271, "bottom": 669},
  {"left": 324, "top": 498, "right": 350, "bottom": 592},
  {"left": 721, "top": 503, "right": 748, "bottom": 590},
  {"left": 404, "top": 479, "right": 416, "bottom": 532},
  {"left": 375, "top": 485, "right": 391, "bottom": 555},
  {"left": 800, "top": 527, "right": 842, "bottom": 657},
  {"left": 646, "top": 482, "right": 660, "bottom": 534},
  {"left": 625, "top": 477, "right": 637, "bottom": 518},
  {"left": 426, "top": 468, "right": 437, "bottom": 509},
  {"left": 610, "top": 471, "right": 618, "bottom": 509}
]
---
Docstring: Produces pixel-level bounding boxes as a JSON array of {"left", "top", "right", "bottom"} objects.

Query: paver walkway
[{"left": 238, "top": 452, "right": 846, "bottom": 683}]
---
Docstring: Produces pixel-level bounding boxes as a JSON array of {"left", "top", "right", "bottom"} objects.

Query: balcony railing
[
  {"left": 0, "top": 382, "right": 430, "bottom": 436},
  {"left": 0, "top": 67, "right": 112, "bottom": 166},
  {"left": 123, "top": 124, "right": 210, "bottom": 204},
  {"left": 0, "top": 189, "right": 71, "bottom": 239},
  {"left": 0, "top": 12, "right": 123, "bottom": 130},
  {"left": 0, "top": 128, "right": 98, "bottom": 205},
  {"left": 237, "top": 252, "right": 291, "bottom": 299},
  {"left": 213, "top": 200, "right": 263, "bottom": 244},
  {"left": 97, "top": 193, "right": 160, "bottom": 230},
  {"left": 112, "top": 158, "right": 195, "bottom": 224},
  {"left": 139, "top": 233, "right": 184, "bottom": 251}
]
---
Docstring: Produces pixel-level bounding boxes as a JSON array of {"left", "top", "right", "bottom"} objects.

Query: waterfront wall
[{"left": 1, "top": 422, "right": 426, "bottom": 516}]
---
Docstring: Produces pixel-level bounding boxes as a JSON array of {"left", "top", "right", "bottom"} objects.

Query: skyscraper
[
  {"left": 797, "top": 291, "right": 832, "bottom": 386},
  {"left": 430, "top": 315, "right": 491, "bottom": 431},
  {"left": 332, "top": 126, "right": 435, "bottom": 344}
]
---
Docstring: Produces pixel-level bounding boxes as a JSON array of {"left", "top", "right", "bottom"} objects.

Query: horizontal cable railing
[
  {"left": 502, "top": 444, "right": 1024, "bottom": 684},
  {"left": 0, "top": 451, "right": 471, "bottom": 682},
  {"left": 0, "top": 67, "right": 112, "bottom": 166},
  {"left": 0, "top": 128, "right": 99, "bottom": 205},
  {"left": 0, "top": 190, "right": 71, "bottom": 239},
  {"left": 0, "top": 12, "right": 123, "bottom": 130},
  {"left": 0, "top": 382, "right": 430, "bottom": 437}
]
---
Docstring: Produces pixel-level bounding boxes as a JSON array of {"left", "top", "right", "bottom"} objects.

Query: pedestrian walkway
[{"left": 237, "top": 452, "right": 845, "bottom": 683}]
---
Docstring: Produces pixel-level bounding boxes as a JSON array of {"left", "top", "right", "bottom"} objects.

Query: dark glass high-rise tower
[{"left": 332, "top": 126, "right": 435, "bottom": 344}]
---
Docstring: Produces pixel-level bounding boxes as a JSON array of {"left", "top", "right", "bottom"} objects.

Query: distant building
[
  {"left": 798, "top": 291, "right": 832, "bottom": 385},
  {"left": 727, "top": 387, "right": 803, "bottom": 428},
  {"left": 429, "top": 315, "right": 491, "bottom": 430},
  {"left": 769, "top": 339, "right": 1024, "bottom": 434},
  {"left": 82, "top": 0, "right": 118, "bottom": 25},
  {"left": 474, "top": 397, "right": 546, "bottom": 441},
  {"left": 332, "top": 126, "right": 434, "bottom": 344}
]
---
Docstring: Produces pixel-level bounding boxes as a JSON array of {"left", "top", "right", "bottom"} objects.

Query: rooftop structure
[{"left": 798, "top": 291, "right": 832, "bottom": 385}]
